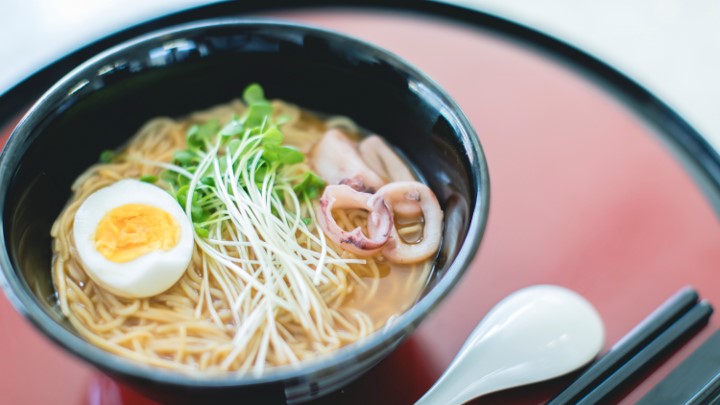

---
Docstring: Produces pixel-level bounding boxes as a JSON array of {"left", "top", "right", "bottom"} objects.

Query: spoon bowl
[{"left": 417, "top": 285, "right": 605, "bottom": 405}]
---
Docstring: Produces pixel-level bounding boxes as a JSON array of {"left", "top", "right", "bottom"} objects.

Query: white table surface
[{"left": 1, "top": 0, "right": 718, "bottom": 151}]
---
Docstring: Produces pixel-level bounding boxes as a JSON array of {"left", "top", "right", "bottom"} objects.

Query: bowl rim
[{"left": 0, "top": 17, "right": 489, "bottom": 387}]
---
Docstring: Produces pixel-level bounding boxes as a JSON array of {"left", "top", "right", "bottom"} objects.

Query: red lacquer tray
[{"left": 1, "top": 4, "right": 719, "bottom": 405}]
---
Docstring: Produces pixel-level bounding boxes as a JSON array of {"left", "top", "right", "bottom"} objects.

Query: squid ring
[
  {"left": 369, "top": 181, "right": 443, "bottom": 264},
  {"left": 317, "top": 185, "right": 393, "bottom": 256}
]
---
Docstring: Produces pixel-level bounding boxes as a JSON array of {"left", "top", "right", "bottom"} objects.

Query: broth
[{"left": 50, "top": 94, "right": 436, "bottom": 374}]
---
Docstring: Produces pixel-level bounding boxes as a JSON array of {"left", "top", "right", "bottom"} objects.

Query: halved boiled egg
[{"left": 73, "top": 179, "right": 194, "bottom": 298}]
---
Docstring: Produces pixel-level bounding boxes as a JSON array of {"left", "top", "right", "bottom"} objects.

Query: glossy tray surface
[{"left": 1, "top": 5, "right": 718, "bottom": 405}]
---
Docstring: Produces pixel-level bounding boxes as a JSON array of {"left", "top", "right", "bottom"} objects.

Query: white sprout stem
[{"left": 148, "top": 124, "right": 367, "bottom": 374}]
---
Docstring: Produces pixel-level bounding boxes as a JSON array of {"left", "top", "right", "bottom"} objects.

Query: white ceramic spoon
[{"left": 415, "top": 285, "right": 605, "bottom": 405}]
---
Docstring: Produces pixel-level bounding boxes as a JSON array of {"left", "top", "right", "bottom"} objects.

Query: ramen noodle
[{"left": 50, "top": 84, "right": 442, "bottom": 374}]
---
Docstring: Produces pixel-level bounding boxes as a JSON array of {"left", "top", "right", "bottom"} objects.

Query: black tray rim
[
  {"left": 0, "top": 0, "right": 718, "bottom": 395},
  {"left": 1, "top": 0, "right": 719, "bottom": 208}
]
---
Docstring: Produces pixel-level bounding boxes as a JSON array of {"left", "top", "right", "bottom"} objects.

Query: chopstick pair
[{"left": 547, "top": 287, "right": 713, "bottom": 405}]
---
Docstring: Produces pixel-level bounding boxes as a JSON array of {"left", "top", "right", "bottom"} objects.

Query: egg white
[{"left": 72, "top": 179, "right": 194, "bottom": 298}]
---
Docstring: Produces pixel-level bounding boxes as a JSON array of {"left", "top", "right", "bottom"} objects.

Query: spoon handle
[{"left": 414, "top": 347, "right": 499, "bottom": 405}]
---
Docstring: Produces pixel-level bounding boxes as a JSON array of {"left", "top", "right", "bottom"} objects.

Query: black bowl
[{"left": 0, "top": 19, "right": 488, "bottom": 403}]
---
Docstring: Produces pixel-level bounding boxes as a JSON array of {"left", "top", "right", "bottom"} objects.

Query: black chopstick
[
  {"left": 638, "top": 328, "right": 720, "bottom": 404},
  {"left": 576, "top": 300, "right": 713, "bottom": 404},
  {"left": 688, "top": 369, "right": 720, "bottom": 405},
  {"left": 547, "top": 286, "right": 700, "bottom": 405}
]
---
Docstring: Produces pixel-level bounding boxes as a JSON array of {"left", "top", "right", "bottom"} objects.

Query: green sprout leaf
[
  {"left": 263, "top": 145, "right": 304, "bottom": 165},
  {"left": 173, "top": 150, "right": 198, "bottom": 166},
  {"left": 175, "top": 185, "right": 189, "bottom": 206},
  {"left": 201, "top": 176, "right": 215, "bottom": 188},
  {"left": 244, "top": 101, "right": 273, "bottom": 129},
  {"left": 187, "top": 119, "right": 220, "bottom": 149},
  {"left": 262, "top": 127, "right": 284, "bottom": 146},
  {"left": 226, "top": 139, "right": 242, "bottom": 155},
  {"left": 243, "top": 83, "right": 266, "bottom": 104},
  {"left": 220, "top": 119, "right": 244, "bottom": 137},
  {"left": 139, "top": 174, "right": 158, "bottom": 183},
  {"left": 99, "top": 150, "right": 116, "bottom": 163},
  {"left": 194, "top": 224, "right": 209, "bottom": 238},
  {"left": 159, "top": 170, "right": 177, "bottom": 186},
  {"left": 293, "top": 171, "right": 326, "bottom": 199},
  {"left": 191, "top": 204, "right": 209, "bottom": 223}
]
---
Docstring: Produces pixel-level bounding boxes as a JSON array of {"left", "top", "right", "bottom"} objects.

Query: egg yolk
[{"left": 94, "top": 204, "right": 181, "bottom": 263}]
